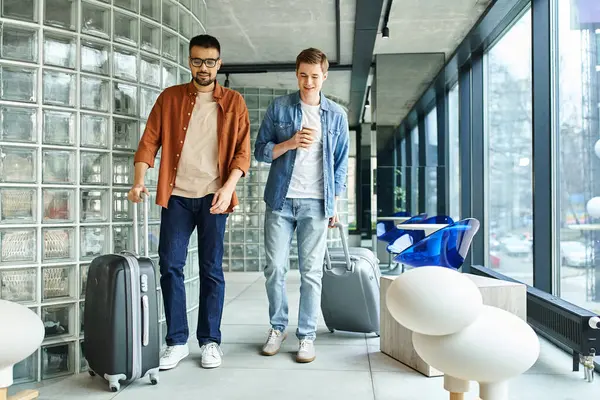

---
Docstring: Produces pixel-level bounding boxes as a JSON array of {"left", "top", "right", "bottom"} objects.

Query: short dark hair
[
  {"left": 296, "top": 48, "right": 329, "bottom": 73},
  {"left": 189, "top": 34, "right": 221, "bottom": 55}
]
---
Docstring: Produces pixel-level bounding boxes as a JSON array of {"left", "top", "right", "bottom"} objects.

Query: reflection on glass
[
  {"left": 80, "top": 264, "right": 89, "bottom": 298},
  {"left": 42, "top": 266, "right": 72, "bottom": 300},
  {"left": 81, "top": 114, "right": 108, "bottom": 148},
  {"left": 0, "top": 229, "right": 36, "bottom": 264},
  {"left": 140, "top": 88, "right": 160, "bottom": 119},
  {"left": 162, "top": 0, "right": 178, "bottom": 30},
  {"left": 42, "top": 343, "right": 72, "bottom": 379},
  {"left": 486, "top": 10, "right": 533, "bottom": 284},
  {"left": 1, "top": 66, "right": 36, "bottom": 103},
  {"left": 1, "top": 24, "right": 37, "bottom": 62},
  {"left": 81, "top": 40, "right": 109, "bottom": 75},
  {"left": 43, "top": 110, "right": 75, "bottom": 145},
  {"left": 43, "top": 150, "right": 75, "bottom": 184},
  {"left": 113, "top": 191, "right": 132, "bottom": 220},
  {"left": 162, "top": 30, "right": 178, "bottom": 61},
  {"left": 44, "top": 0, "right": 76, "bottom": 30},
  {"left": 114, "top": 83, "right": 137, "bottom": 116},
  {"left": 2, "top": 0, "right": 37, "bottom": 22},
  {"left": 114, "top": 0, "right": 138, "bottom": 12},
  {"left": 141, "top": 0, "right": 160, "bottom": 21},
  {"left": 448, "top": 84, "right": 460, "bottom": 221},
  {"left": 80, "top": 77, "right": 109, "bottom": 113},
  {"left": 114, "top": 47, "right": 137, "bottom": 82},
  {"left": 43, "top": 32, "right": 76, "bottom": 69},
  {"left": 0, "top": 188, "right": 35, "bottom": 223},
  {"left": 163, "top": 63, "right": 178, "bottom": 88},
  {"left": 141, "top": 21, "right": 160, "bottom": 54},
  {"left": 113, "top": 155, "right": 133, "bottom": 185},
  {"left": 113, "top": 225, "right": 131, "bottom": 253},
  {"left": 81, "top": 2, "right": 110, "bottom": 39},
  {"left": 43, "top": 228, "right": 74, "bottom": 261},
  {"left": 141, "top": 56, "right": 161, "bottom": 87},
  {"left": 0, "top": 268, "right": 36, "bottom": 302},
  {"left": 12, "top": 351, "right": 37, "bottom": 384},
  {"left": 114, "top": 118, "right": 138, "bottom": 150},
  {"left": 0, "top": 147, "right": 36, "bottom": 183},
  {"left": 43, "top": 71, "right": 76, "bottom": 107},
  {"left": 43, "top": 189, "right": 74, "bottom": 222},
  {"left": 114, "top": 10, "right": 138, "bottom": 46},
  {"left": 81, "top": 190, "right": 108, "bottom": 222},
  {"left": 81, "top": 152, "right": 109, "bottom": 185},
  {"left": 557, "top": 0, "right": 600, "bottom": 313},
  {"left": 1, "top": 106, "right": 36, "bottom": 143},
  {"left": 81, "top": 227, "right": 107, "bottom": 259}
]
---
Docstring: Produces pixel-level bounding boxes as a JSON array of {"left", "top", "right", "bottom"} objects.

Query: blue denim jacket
[{"left": 254, "top": 91, "right": 349, "bottom": 218}]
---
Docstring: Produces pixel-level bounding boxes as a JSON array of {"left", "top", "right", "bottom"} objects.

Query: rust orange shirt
[{"left": 134, "top": 81, "right": 250, "bottom": 212}]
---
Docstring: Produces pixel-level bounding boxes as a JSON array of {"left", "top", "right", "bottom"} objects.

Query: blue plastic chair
[{"left": 393, "top": 218, "right": 480, "bottom": 270}]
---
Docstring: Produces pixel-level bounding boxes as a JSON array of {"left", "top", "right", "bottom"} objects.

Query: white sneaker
[
  {"left": 159, "top": 344, "right": 189, "bottom": 370},
  {"left": 296, "top": 339, "right": 315, "bottom": 363},
  {"left": 200, "top": 342, "right": 223, "bottom": 369},
  {"left": 261, "top": 328, "right": 287, "bottom": 356}
]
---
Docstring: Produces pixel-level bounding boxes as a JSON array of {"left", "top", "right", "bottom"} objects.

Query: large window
[
  {"left": 485, "top": 9, "right": 533, "bottom": 284},
  {"left": 410, "top": 126, "right": 419, "bottom": 213},
  {"left": 556, "top": 0, "right": 600, "bottom": 313},
  {"left": 425, "top": 108, "right": 438, "bottom": 215},
  {"left": 448, "top": 84, "right": 460, "bottom": 221}
]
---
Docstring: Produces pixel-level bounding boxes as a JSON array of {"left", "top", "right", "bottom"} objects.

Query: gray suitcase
[{"left": 321, "top": 222, "right": 381, "bottom": 336}]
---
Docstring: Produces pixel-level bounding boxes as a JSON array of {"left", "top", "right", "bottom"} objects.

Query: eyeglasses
[{"left": 190, "top": 57, "right": 219, "bottom": 68}]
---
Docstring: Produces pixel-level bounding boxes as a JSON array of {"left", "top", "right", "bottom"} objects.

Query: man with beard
[{"left": 129, "top": 34, "right": 250, "bottom": 370}]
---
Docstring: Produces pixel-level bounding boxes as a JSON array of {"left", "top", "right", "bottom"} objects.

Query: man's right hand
[
  {"left": 128, "top": 183, "right": 149, "bottom": 203},
  {"left": 288, "top": 128, "right": 315, "bottom": 150}
]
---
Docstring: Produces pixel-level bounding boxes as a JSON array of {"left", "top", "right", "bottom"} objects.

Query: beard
[{"left": 194, "top": 72, "right": 215, "bottom": 87}]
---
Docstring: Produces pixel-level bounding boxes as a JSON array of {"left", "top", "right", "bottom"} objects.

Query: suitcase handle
[
  {"left": 132, "top": 193, "right": 150, "bottom": 257},
  {"left": 324, "top": 222, "right": 352, "bottom": 271}
]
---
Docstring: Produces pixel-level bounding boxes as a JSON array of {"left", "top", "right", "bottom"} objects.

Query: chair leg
[{"left": 450, "top": 393, "right": 464, "bottom": 400}]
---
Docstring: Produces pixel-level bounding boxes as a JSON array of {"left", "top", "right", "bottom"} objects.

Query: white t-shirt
[{"left": 286, "top": 101, "right": 324, "bottom": 199}]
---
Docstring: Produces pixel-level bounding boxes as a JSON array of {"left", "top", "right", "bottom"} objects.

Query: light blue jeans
[{"left": 264, "top": 198, "right": 329, "bottom": 340}]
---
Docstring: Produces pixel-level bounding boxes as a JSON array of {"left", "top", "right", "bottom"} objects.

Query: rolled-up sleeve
[
  {"left": 254, "top": 103, "right": 275, "bottom": 164},
  {"left": 134, "top": 93, "right": 163, "bottom": 168},
  {"left": 229, "top": 96, "right": 251, "bottom": 176}
]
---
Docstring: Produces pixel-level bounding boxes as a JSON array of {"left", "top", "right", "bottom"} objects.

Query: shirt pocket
[{"left": 274, "top": 121, "right": 293, "bottom": 141}]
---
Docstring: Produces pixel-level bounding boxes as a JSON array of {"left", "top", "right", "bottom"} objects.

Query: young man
[
  {"left": 129, "top": 34, "right": 250, "bottom": 370},
  {"left": 254, "top": 48, "right": 350, "bottom": 363}
]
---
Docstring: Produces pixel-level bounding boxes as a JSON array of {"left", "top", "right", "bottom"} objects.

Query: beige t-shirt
[{"left": 172, "top": 91, "right": 221, "bottom": 198}]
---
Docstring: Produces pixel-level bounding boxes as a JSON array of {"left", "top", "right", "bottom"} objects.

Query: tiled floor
[{"left": 9, "top": 272, "right": 600, "bottom": 399}]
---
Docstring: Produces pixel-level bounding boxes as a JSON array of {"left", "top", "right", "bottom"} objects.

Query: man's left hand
[
  {"left": 210, "top": 186, "right": 234, "bottom": 214},
  {"left": 328, "top": 213, "right": 339, "bottom": 228}
]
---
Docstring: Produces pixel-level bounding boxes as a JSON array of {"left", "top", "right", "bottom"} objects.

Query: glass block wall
[
  {"left": 224, "top": 87, "right": 349, "bottom": 273},
  {"left": 0, "top": 0, "right": 207, "bottom": 383}
]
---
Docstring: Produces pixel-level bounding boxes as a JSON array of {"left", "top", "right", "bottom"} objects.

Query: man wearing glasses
[{"left": 129, "top": 34, "right": 250, "bottom": 370}]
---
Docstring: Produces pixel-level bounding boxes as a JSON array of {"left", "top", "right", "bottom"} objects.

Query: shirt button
[
  {"left": 174, "top": 167, "right": 177, "bottom": 170},
  {"left": 169, "top": 183, "right": 173, "bottom": 187},
  {"left": 176, "top": 154, "right": 180, "bottom": 157},
  {"left": 188, "top": 113, "right": 191, "bottom": 116},
  {"left": 184, "top": 127, "right": 187, "bottom": 130},
  {"left": 180, "top": 140, "right": 183, "bottom": 144}
]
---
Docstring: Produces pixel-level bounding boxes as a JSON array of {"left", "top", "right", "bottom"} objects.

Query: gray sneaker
[
  {"left": 261, "top": 328, "right": 287, "bottom": 356},
  {"left": 296, "top": 339, "right": 315, "bottom": 363}
]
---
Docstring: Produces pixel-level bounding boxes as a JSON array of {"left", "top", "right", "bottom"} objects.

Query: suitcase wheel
[
  {"left": 328, "top": 327, "right": 334, "bottom": 333},
  {"left": 88, "top": 370, "right": 96, "bottom": 377},
  {"left": 149, "top": 373, "right": 159, "bottom": 385},
  {"left": 109, "top": 383, "right": 120, "bottom": 392}
]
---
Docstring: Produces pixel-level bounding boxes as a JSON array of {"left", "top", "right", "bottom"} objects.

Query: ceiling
[{"left": 207, "top": 0, "right": 492, "bottom": 128}]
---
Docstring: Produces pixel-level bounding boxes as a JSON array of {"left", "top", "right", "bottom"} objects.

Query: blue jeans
[
  {"left": 158, "top": 194, "right": 227, "bottom": 347},
  {"left": 263, "top": 198, "right": 328, "bottom": 340}
]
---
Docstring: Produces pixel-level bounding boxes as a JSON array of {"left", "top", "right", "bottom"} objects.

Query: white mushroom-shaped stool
[
  {"left": 0, "top": 300, "right": 45, "bottom": 400},
  {"left": 386, "top": 267, "right": 540, "bottom": 400}
]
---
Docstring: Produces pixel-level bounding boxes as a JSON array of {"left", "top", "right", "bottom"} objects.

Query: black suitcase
[{"left": 84, "top": 196, "right": 160, "bottom": 392}]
